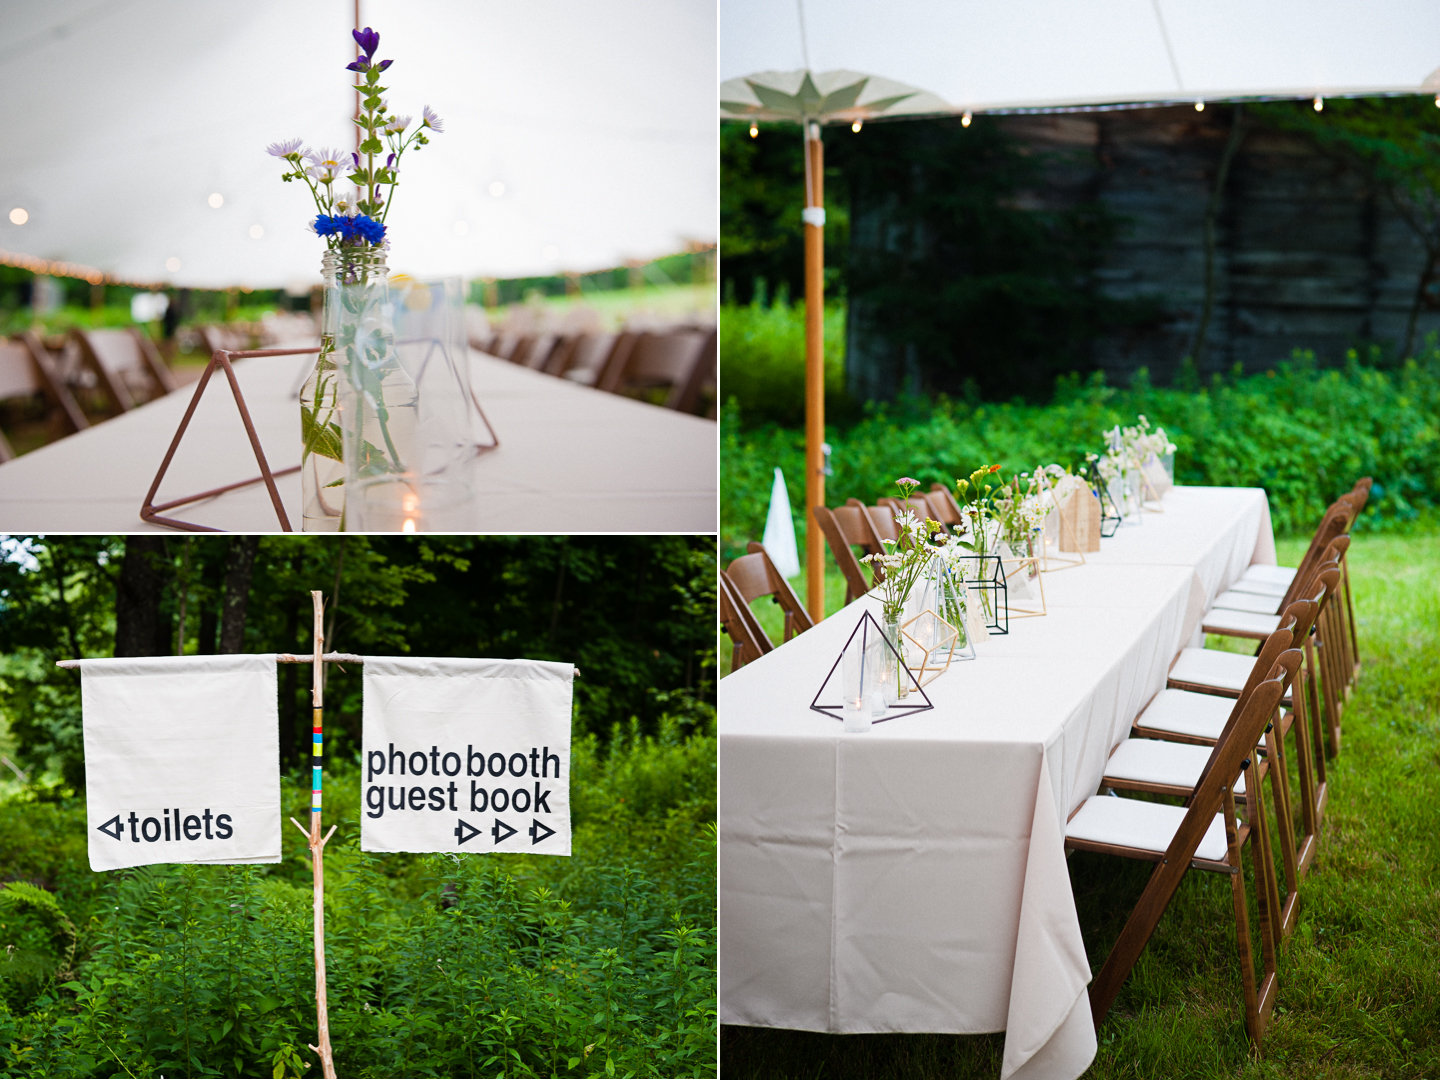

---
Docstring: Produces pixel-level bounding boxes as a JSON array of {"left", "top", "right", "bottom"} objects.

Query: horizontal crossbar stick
[{"left": 55, "top": 656, "right": 579, "bottom": 676}]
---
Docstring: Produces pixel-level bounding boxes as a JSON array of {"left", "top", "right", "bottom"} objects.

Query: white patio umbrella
[
  {"left": 722, "top": 0, "right": 1440, "bottom": 621},
  {"left": 0, "top": 0, "right": 716, "bottom": 289}
]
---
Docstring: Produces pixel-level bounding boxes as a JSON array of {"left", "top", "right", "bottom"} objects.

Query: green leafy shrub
[
  {"left": 719, "top": 300, "right": 851, "bottom": 427},
  {"left": 722, "top": 348, "right": 1440, "bottom": 560}
]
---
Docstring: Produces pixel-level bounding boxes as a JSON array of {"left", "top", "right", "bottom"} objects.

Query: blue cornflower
[{"left": 313, "top": 213, "right": 386, "bottom": 245}]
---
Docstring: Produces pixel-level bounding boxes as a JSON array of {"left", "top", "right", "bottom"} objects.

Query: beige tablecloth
[
  {"left": 719, "top": 486, "right": 1274, "bottom": 1080},
  {"left": 0, "top": 350, "right": 716, "bottom": 532}
]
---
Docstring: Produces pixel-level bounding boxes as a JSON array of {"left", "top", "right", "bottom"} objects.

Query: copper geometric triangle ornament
[
  {"left": 810, "top": 609, "right": 933, "bottom": 725},
  {"left": 139, "top": 347, "right": 316, "bottom": 532}
]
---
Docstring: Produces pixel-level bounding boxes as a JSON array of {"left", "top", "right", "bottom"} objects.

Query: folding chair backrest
[
  {"left": 1348, "top": 478, "right": 1372, "bottom": 516},
  {"left": 595, "top": 332, "right": 641, "bottom": 392},
  {"left": 814, "top": 505, "right": 875, "bottom": 606},
  {"left": 1280, "top": 505, "right": 1351, "bottom": 608},
  {"left": 557, "top": 333, "right": 617, "bottom": 384},
  {"left": 18, "top": 332, "right": 88, "bottom": 433},
  {"left": 603, "top": 331, "right": 707, "bottom": 405},
  {"left": 542, "top": 335, "right": 578, "bottom": 376},
  {"left": 516, "top": 333, "right": 557, "bottom": 370},
  {"left": 863, "top": 502, "right": 901, "bottom": 545},
  {"left": 719, "top": 571, "right": 772, "bottom": 670},
  {"left": 726, "top": 543, "right": 814, "bottom": 643},
  {"left": 880, "top": 496, "right": 937, "bottom": 526},
  {"left": 1089, "top": 666, "right": 1291, "bottom": 1026},
  {"left": 75, "top": 327, "right": 176, "bottom": 411}
]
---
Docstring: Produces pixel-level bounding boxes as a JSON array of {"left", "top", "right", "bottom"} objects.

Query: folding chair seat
[
  {"left": 1069, "top": 664, "right": 1292, "bottom": 1044},
  {"left": 720, "top": 573, "right": 770, "bottom": 671},
  {"left": 724, "top": 542, "right": 814, "bottom": 644},
  {"left": 1231, "top": 481, "right": 1368, "bottom": 596},
  {"left": 813, "top": 504, "right": 882, "bottom": 607}
]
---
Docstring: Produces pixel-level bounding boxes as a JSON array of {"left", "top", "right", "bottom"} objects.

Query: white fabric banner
[
  {"left": 360, "top": 657, "right": 573, "bottom": 856},
  {"left": 81, "top": 654, "right": 281, "bottom": 872}
]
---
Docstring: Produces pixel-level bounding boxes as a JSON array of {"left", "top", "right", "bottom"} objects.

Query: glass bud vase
[
  {"left": 298, "top": 251, "right": 348, "bottom": 531},
  {"left": 332, "top": 250, "right": 419, "bottom": 531},
  {"left": 884, "top": 613, "right": 908, "bottom": 702}
]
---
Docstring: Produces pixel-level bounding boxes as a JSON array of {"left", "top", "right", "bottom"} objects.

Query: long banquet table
[
  {"left": 0, "top": 349, "right": 717, "bottom": 532},
  {"left": 720, "top": 486, "right": 1275, "bottom": 1080}
]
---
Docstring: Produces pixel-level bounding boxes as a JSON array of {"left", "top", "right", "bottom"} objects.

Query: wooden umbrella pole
[
  {"left": 305, "top": 590, "right": 338, "bottom": 1078},
  {"left": 803, "top": 119, "right": 826, "bottom": 625}
]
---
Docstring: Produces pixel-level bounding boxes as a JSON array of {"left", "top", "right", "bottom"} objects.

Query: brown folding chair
[
  {"left": 667, "top": 326, "right": 716, "bottom": 415},
  {"left": 558, "top": 333, "right": 620, "bottom": 385},
  {"left": 850, "top": 499, "right": 900, "bottom": 547},
  {"left": 927, "top": 484, "right": 966, "bottom": 530},
  {"left": 73, "top": 327, "right": 177, "bottom": 414},
  {"left": 1116, "top": 618, "right": 1309, "bottom": 950},
  {"left": 514, "top": 333, "right": 557, "bottom": 370},
  {"left": 0, "top": 337, "right": 90, "bottom": 460},
  {"left": 1068, "top": 661, "right": 1293, "bottom": 1044},
  {"left": 725, "top": 542, "right": 814, "bottom": 644},
  {"left": 720, "top": 571, "right": 771, "bottom": 671},
  {"left": 598, "top": 330, "right": 708, "bottom": 408},
  {"left": 542, "top": 334, "right": 578, "bottom": 377},
  {"left": 813, "top": 504, "right": 882, "bottom": 606}
]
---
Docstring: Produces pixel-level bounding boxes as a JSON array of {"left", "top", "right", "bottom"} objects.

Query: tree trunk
[
  {"left": 115, "top": 537, "right": 167, "bottom": 657},
  {"left": 1190, "top": 105, "right": 1246, "bottom": 368},
  {"left": 219, "top": 536, "right": 259, "bottom": 653}
]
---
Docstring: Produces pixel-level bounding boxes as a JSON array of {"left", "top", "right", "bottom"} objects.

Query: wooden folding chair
[
  {"left": 720, "top": 571, "right": 771, "bottom": 671},
  {"left": 927, "top": 484, "right": 967, "bottom": 530},
  {"left": 725, "top": 542, "right": 814, "bottom": 644},
  {"left": 558, "top": 333, "right": 621, "bottom": 385},
  {"left": 514, "top": 333, "right": 557, "bottom": 370},
  {"left": 879, "top": 495, "right": 944, "bottom": 530},
  {"left": 667, "top": 326, "right": 716, "bottom": 415},
  {"left": 1116, "top": 619, "right": 1309, "bottom": 949},
  {"left": 813, "top": 504, "right": 882, "bottom": 606},
  {"left": 1068, "top": 662, "right": 1293, "bottom": 1044},
  {"left": 599, "top": 330, "right": 708, "bottom": 409},
  {"left": 541, "top": 334, "right": 578, "bottom": 377},
  {"left": 0, "top": 336, "right": 90, "bottom": 460},
  {"left": 72, "top": 327, "right": 177, "bottom": 415},
  {"left": 851, "top": 499, "right": 900, "bottom": 547}
]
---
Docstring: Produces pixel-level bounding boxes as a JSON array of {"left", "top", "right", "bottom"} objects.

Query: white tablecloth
[
  {"left": 719, "top": 486, "right": 1274, "bottom": 1080},
  {"left": 0, "top": 350, "right": 716, "bottom": 532}
]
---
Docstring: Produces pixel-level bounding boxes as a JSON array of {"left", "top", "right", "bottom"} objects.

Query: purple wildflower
[
  {"left": 386, "top": 153, "right": 396, "bottom": 169},
  {"left": 346, "top": 57, "right": 370, "bottom": 73},
  {"left": 422, "top": 105, "right": 444, "bottom": 132},
  {"left": 352, "top": 26, "right": 379, "bottom": 59},
  {"left": 266, "top": 138, "right": 303, "bottom": 157},
  {"left": 376, "top": 58, "right": 393, "bottom": 72}
]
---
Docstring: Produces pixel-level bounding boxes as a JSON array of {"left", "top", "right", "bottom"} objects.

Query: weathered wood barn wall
[{"left": 846, "top": 104, "right": 1440, "bottom": 400}]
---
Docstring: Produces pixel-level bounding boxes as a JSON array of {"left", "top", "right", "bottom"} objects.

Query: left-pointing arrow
[{"left": 97, "top": 814, "right": 124, "bottom": 841}]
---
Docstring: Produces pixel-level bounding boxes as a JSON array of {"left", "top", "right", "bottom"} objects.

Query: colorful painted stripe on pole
[{"left": 312, "top": 708, "right": 323, "bottom": 812}]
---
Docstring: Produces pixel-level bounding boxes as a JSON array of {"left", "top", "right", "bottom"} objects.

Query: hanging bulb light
[
  {"left": 1434, "top": 94, "right": 1440, "bottom": 108},
  {"left": 1313, "top": 96, "right": 1324, "bottom": 111},
  {"left": 1194, "top": 100, "right": 1205, "bottom": 112},
  {"left": 851, "top": 118, "right": 863, "bottom": 133},
  {"left": 749, "top": 121, "right": 758, "bottom": 138},
  {"left": 962, "top": 111, "right": 972, "bottom": 127}
]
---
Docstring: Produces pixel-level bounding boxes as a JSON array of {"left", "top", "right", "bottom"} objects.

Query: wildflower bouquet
[
  {"left": 267, "top": 26, "right": 443, "bottom": 270},
  {"left": 860, "top": 478, "right": 935, "bottom": 624}
]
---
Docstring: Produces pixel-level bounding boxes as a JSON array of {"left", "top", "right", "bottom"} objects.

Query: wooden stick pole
[
  {"left": 803, "top": 120, "right": 826, "bottom": 625},
  {"left": 307, "top": 590, "right": 337, "bottom": 1079}
]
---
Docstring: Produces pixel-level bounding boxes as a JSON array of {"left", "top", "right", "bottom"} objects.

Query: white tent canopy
[
  {"left": 0, "top": 0, "right": 716, "bottom": 289},
  {"left": 722, "top": 0, "right": 1440, "bottom": 116}
]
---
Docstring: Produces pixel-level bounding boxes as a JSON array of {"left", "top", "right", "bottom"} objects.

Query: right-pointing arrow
[
  {"left": 454, "top": 818, "right": 481, "bottom": 845},
  {"left": 491, "top": 818, "right": 517, "bottom": 845},
  {"left": 96, "top": 814, "right": 123, "bottom": 841},
  {"left": 528, "top": 818, "right": 555, "bottom": 845}
]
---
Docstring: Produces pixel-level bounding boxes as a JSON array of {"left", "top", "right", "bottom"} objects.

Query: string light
[
  {"left": 0, "top": 246, "right": 156, "bottom": 286},
  {"left": 208, "top": 193, "right": 224, "bottom": 208},
  {"left": 1313, "top": 96, "right": 1324, "bottom": 111},
  {"left": 166, "top": 257, "right": 181, "bottom": 272},
  {"left": 1434, "top": 94, "right": 1439, "bottom": 108},
  {"left": 9, "top": 208, "right": 28, "bottom": 225},
  {"left": 851, "top": 118, "right": 862, "bottom": 133},
  {"left": 248, "top": 224, "right": 264, "bottom": 239},
  {"left": 962, "top": 111, "right": 972, "bottom": 127},
  {"left": 488, "top": 180, "right": 505, "bottom": 197},
  {"left": 749, "top": 122, "right": 758, "bottom": 138},
  {"left": 1194, "top": 100, "right": 1205, "bottom": 112}
]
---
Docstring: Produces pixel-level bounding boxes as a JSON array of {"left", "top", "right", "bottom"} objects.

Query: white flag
[
  {"left": 762, "top": 466, "right": 801, "bottom": 580},
  {"left": 360, "top": 657, "right": 573, "bottom": 856},
  {"left": 81, "top": 655, "right": 281, "bottom": 872}
]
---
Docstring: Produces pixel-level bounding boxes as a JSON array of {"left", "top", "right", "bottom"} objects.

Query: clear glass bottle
[
  {"left": 331, "top": 249, "right": 418, "bottom": 531},
  {"left": 299, "top": 251, "right": 347, "bottom": 531}
]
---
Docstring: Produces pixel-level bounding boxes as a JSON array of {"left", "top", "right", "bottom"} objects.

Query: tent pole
[
  {"left": 307, "top": 589, "right": 338, "bottom": 1079},
  {"left": 804, "top": 120, "right": 826, "bottom": 624}
]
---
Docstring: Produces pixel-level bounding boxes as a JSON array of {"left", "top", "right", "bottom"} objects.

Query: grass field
[{"left": 720, "top": 530, "right": 1440, "bottom": 1078}]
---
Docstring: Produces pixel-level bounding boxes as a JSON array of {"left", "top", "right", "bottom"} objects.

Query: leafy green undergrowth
[
  {"left": 720, "top": 532, "right": 1440, "bottom": 1078},
  {"left": 722, "top": 346, "right": 1440, "bottom": 560},
  {"left": 0, "top": 708, "right": 717, "bottom": 1078}
]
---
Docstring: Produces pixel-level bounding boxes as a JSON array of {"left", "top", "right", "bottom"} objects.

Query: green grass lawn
[{"left": 720, "top": 530, "right": 1440, "bottom": 1078}]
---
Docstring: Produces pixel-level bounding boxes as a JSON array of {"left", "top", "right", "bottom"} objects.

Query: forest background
[{"left": 0, "top": 534, "right": 717, "bottom": 1079}]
